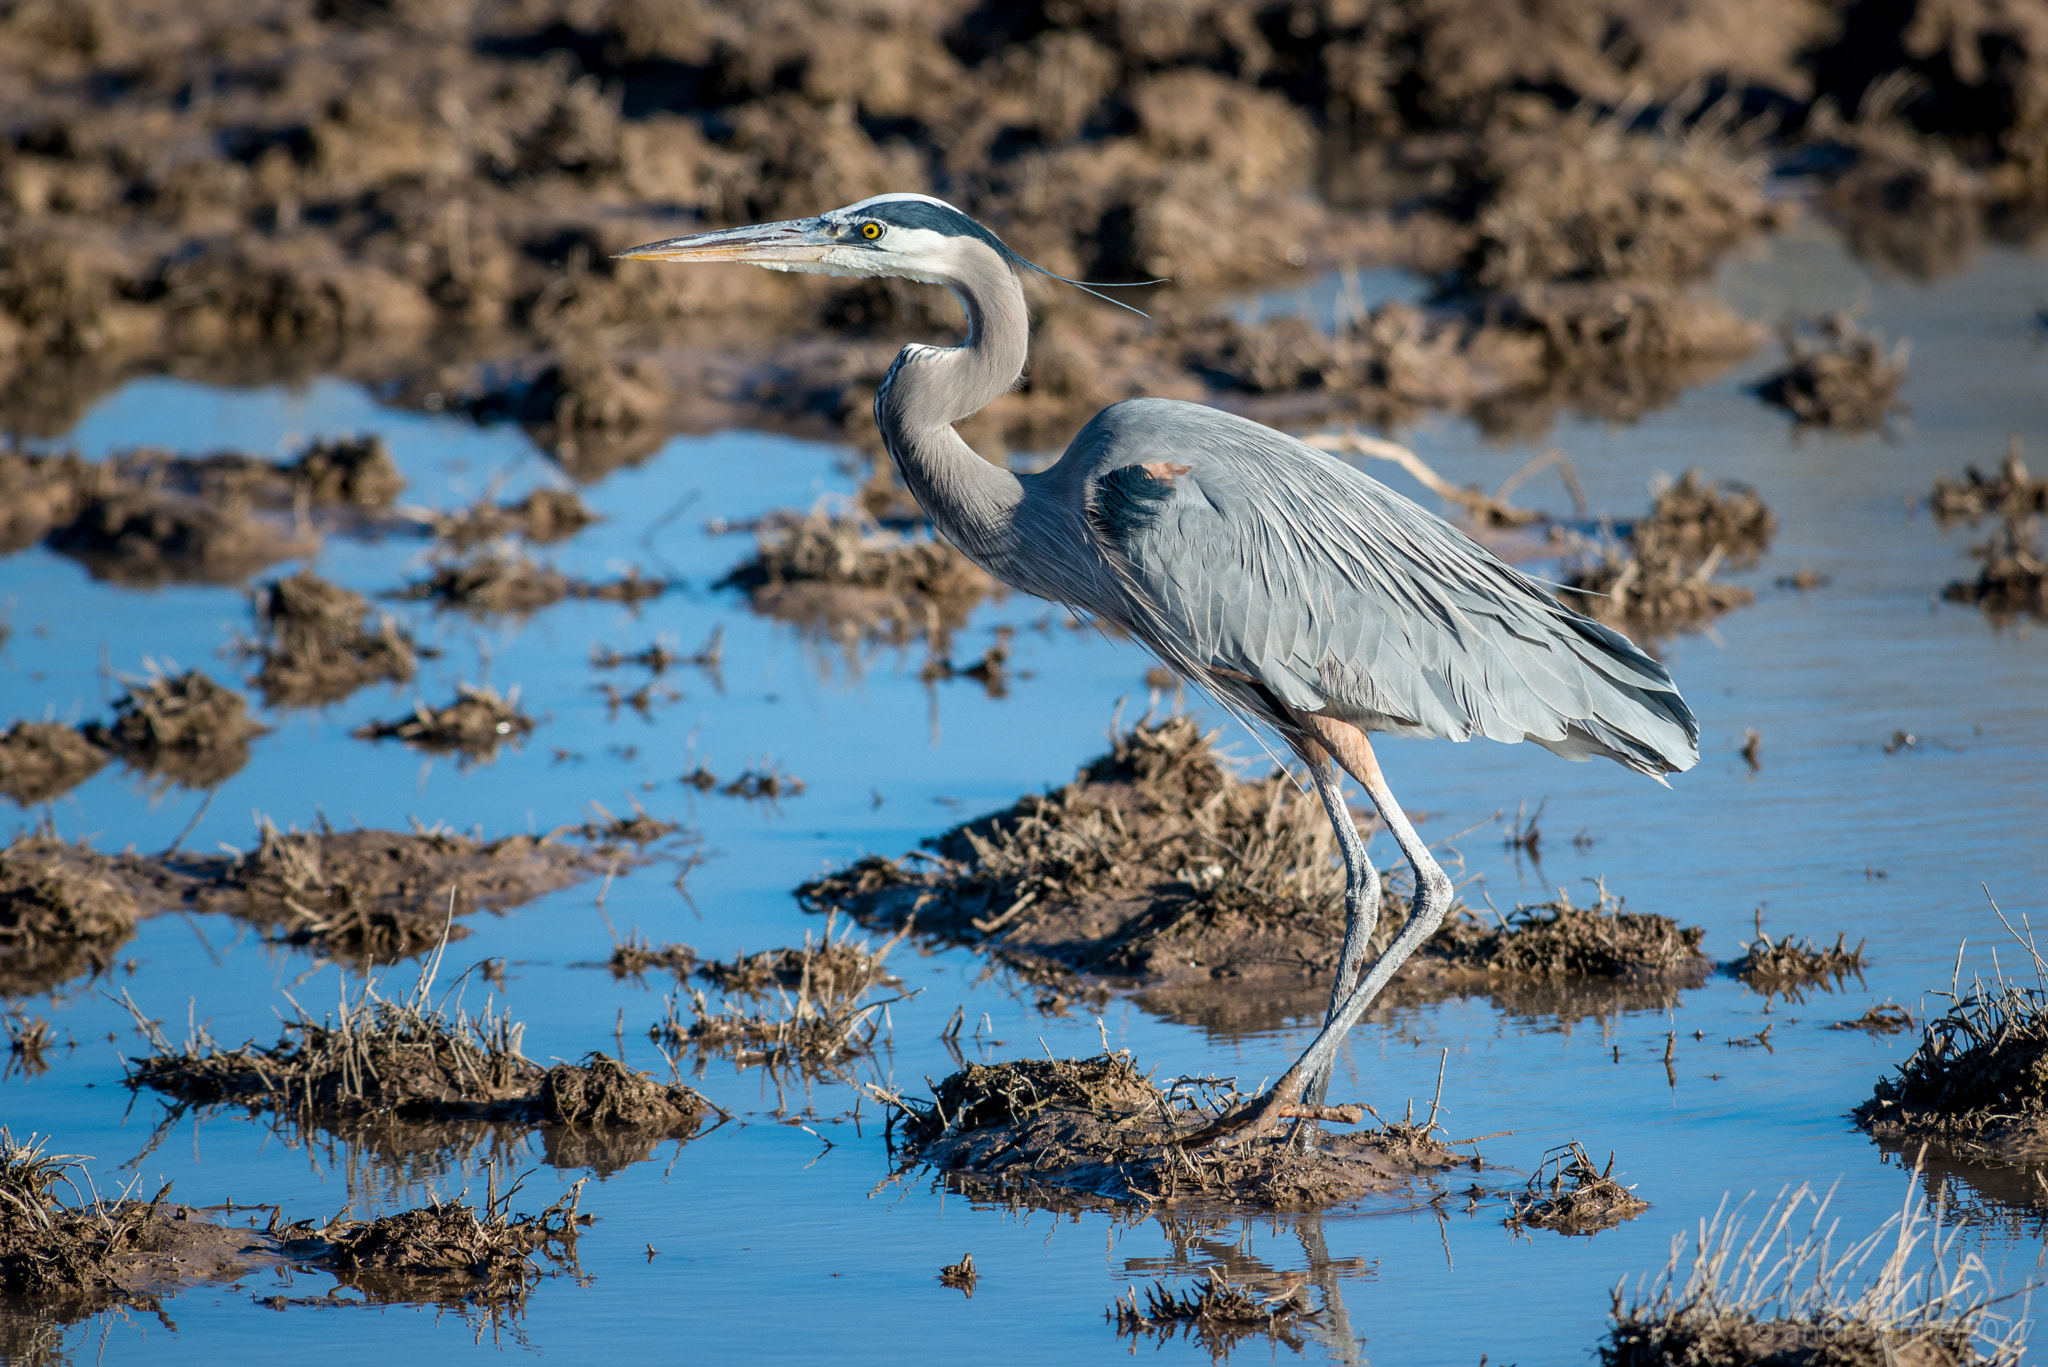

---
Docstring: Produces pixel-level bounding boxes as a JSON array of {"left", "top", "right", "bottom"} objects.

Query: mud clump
[
  {"left": 1505, "top": 1142, "right": 1648, "bottom": 1236},
  {"left": 45, "top": 485, "right": 316, "bottom": 587},
  {"left": 1109, "top": 1268, "right": 1320, "bottom": 1356},
  {"left": 129, "top": 967, "right": 707, "bottom": 1138},
  {"left": 0, "top": 1129, "right": 288, "bottom": 1302},
  {"left": 0, "top": 834, "right": 141, "bottom": 997},
  {"left": 353, "top": 684, "right": 537, "bottom": 766},
  {"left": 1560, "top": 471, "right": 1771, "bottom": 639},
  {"left": 1730, "top": 930, "right": 1867, "bottom": 999},
  {"left": 1757, "top": 315, "right": 1909, "bottom": 431},
  {"left": 891, "top": 1051, "right": 1468, "bottom": 1212},
  {"left": 1428, "top": 883, "right": 1709, "bottom": 982},
  {"left": 1932, "top": 440, "right": 2048, "bottom": 525},
  {"left": 717, "top": 502, "right": 994, "bottom": 654},
  {"left": 396, "top": 552, "right": 667, "bottom": 617},
  {"left": 798, "top": 718, "right": 1378, "bottom": 985},
  {"left": 296, "top": 1172, "right": 585, "bottom": 1306},
  {"left": 245, "top": 570, "right": 418, "bottom": 709},
  {"left": 0, "top": 721, "right": 106, "bottom": 806},
  {"left": 81, "top": 670, "right": 267, "bottom": 790},
  {"left": 230, "top": 819, "right": 611, "bottom": 966},
  {"left": 1830, "top": 1004, "right": 1915, "bottom": 1036},
  {"left": 1942, "top": 518, "right": 2048, "bottom": 625},
  {"left": 654, "top": 922, "right": 909, "bottom": 1074},
  {"left": 434, "top": 488, "right": 599, "bottom": 550},
  {"left": 1854, "top": 974, "right": 2048, "bottom": 1168},
  {"left": 607, "top": 935, "right": 695, "bottom": 981}
]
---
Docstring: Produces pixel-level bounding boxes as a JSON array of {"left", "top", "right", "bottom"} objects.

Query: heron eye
[{"left": 861, "top": 222, "right": 882, "bottom": 241}]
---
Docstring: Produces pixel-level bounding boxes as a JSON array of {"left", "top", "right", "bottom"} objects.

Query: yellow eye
[{"left": 861, "top": 222, "right": 882, "bottom": 240}]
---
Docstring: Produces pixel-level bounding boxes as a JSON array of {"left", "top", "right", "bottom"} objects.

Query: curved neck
[{"left": 873, "top": 242, "right": 1029, "bottom": 567}]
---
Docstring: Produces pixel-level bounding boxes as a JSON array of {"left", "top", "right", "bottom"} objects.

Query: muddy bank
[
  {"left": 716, "top": 502, "right": 995, "bottom": 657},
  {"left": 4, "top": 0, "right": 2039, "bottom": 456},
  {"left": 888, "top": 1051, "right": 1472, "bottom": 1213},
  {"left": 801, "top": 719, "right": 1708, "bottom": 1004}
]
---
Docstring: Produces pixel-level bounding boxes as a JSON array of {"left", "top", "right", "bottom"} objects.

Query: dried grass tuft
[
  {"left": 1757, "top": 314, "right": 1909, "bottom": 431},
  {"left": 82, "top": 669, "right": 268, "bottom": 789},
  {"left": 245, "top": 570, "right": 417, "bottom": 708},
  {"left": 1108, "top": 1266, "right": 1320, "bottom": 1356},
  {"left": 352, "top": 683, "right": 536, "bottom": 765},
  {"left": 0, "top": 720, "right": 107, "bottom": 806},
  {"left": 1602, "top": 1174, "right": 2022, "bottom": 1366}
]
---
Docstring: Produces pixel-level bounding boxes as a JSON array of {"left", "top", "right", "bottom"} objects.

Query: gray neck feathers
[{"left": 873, "top": 240, "right": 1029, "bottom": 572}]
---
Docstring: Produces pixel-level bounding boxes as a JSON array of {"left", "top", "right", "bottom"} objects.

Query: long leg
[
  {"left": 1187, "top": 714, "right": 1451, "bottom": 1146},
  {"left": 1288, "top": 742, "right": 1379, "bottom": 1142}
]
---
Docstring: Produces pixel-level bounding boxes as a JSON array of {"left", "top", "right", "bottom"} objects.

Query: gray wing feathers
[{"left": 1099, "top": 402, "right": 1699, "bottom": 776}]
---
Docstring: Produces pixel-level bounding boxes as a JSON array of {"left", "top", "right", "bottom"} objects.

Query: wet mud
[
  {"left": 716, "top": 503, "right": 995, "bottom": 656},
  {"left": 1504, "top": 1142, "right": 1648, "bottom": 1237},
  {"left": 4, "top": 0, "right": 2036, "bottom": 458},
  {"left": 396, "top": 550, "right": 668, "bottom": 617},
  {"left": 1756, "top": 314, "right": 1910, "bottom": 431},
  {"left": 80, "top": 670, "right": 267, "bottom": 791},
  {"left": 0, "top": 834, "right": 141, "bottom": 998},
  {"left": 2, "top": 1129, "right": 585, "bottom": 1317},
  {"left": 888, "top": 1050, "right": 1471, "bottom": 1213},
  {"left": 801, "top": 719, "right": 1707, "bottom": 1005},
  {"left": 0, "top": 722, "right": 106, "bottom": 807},
  {"left": 1561, "top": 471, "right": 1774, "bottom": 640},
  {"left": 0, "top": 437, "right": 401, "bottom": 587},
  {"left": 245, "top": 570, "right": 420, "bottom": 709},
  {"left": 128, "top": 968, "right": 708, "bottom": 1143},
  {"left": 353, "top": 683, "right": 538, "bottom": 766},
  {"left": 432, "top": 487, "right": 598, "bottom": 549},
  {"left": 653, "top": 923, "right": 907, "bottom": 1074},
  {"left": 1855, "top": 974, "right": 2048, "bottom": 1170}
]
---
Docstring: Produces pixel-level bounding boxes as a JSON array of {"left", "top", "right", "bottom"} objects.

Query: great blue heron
[{"left": 619, "top": 193, "right": 1698, "bottom": 1142}]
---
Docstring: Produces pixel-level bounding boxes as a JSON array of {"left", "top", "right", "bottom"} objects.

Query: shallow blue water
[{"left": 2, "top": 226, "right": 2045, "bottom": 1365}]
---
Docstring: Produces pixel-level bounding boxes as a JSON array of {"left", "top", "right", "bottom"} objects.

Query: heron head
[{"left": 614, "top": 193, "right": 1009, "bottom": 285}]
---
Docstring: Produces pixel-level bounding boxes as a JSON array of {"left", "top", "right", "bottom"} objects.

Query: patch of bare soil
[
  {"left": 653, "top": 921, "right": 910, "bottom": 1074},
  {"left": 353, "top": 683, "right": 537, "bottom": 766},
  {"left": 128, "top": 966, "right": 709, "bottom": 1141},
  {"left": 0, "top": 833, "right": 140, "bottom": 998},
  {"left": 0, "top": 721, "right": 106, "bottom": 806},
  {"left": 1561, "top": 470, "right": 1772, "bottom": 640},
  {"left": 1108, "top": 1268, "right": 1320, "bottom": 1356},
  {"left": 225, "top": 819, "right": 613, "bottom": 967},
  {"left": 433, "top": 487, "right": 598, "bottom": 549},
  {"left": 802, "top": 718, "right": 1704, "bottom": 1000},
  {"left": 1505, "top": 1142, "right": 1648, "bottom": 1236},
  {"left": 1942, "top": 517, "right": 2048, "bottom": 625},
  {"left": 716, "top": 502, "right": 995, "bottom": 655},
  {"left": 244, "top": 569, "right": 418, "bottom": 708},
  {"left": 1855, "top": 975, "right": 2048, "bottom": 1169},
  {"left": 395, "top": 551, "right": 668, "bottom": 616},
  {"left": 1932, "top": 439, "right": 2048, "bottom": 526},
  {"left": 1757, "top": 314, "right": 1909, "bottom": 431},
  {"left": 887, "top": 1051, "right": 1470, "bottom": 1213}
]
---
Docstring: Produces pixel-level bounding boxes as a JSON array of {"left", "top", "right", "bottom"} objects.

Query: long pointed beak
[{"left": 614, "top": 218, "right": 831, "bottom": 266}]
